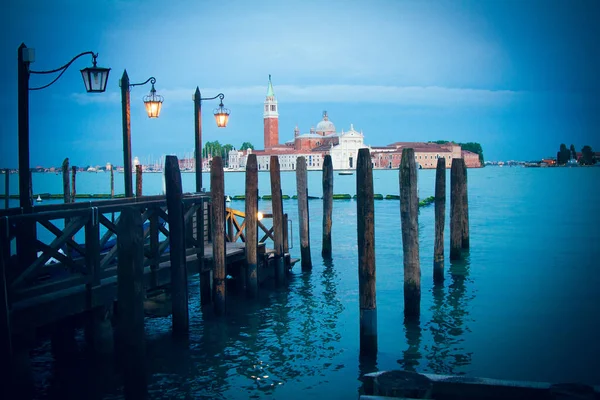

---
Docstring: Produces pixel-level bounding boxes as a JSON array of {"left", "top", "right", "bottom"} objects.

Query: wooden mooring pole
[
  {"left": 461, "top": 160, "right": 470, "bottom": 250},
  {"left": 110, "top": 167, "right": 114, "bottom": 198},
  {"left": 434, "top": 157, "right": 446, "bottom": 283},
  {"left": 3, "top": 170, "right": 8, "bottom": 209},
  {"left": 211, "top": 156, "right": 226, "bottom": 315},
  {"left": 71, "top": 165, "right": 76, "bottom": 202},
  {"left": 165, "top": 155, "right": 189, "bottom": 333},
  {"left": 322, "top": 155, "right": 333, "bottom": 258},
  {"left": 245, "top": 154, "right": 258, "bottom": 298},
  {"left": 62, "top": 158, "right": 70, "bottom": 204},
  {"left": 0, "top": 218, "right": 12, "bottom": 386},
  {"left": 270, "top": 156, "right": 285, "bottom": 285},
  {"left": 116, "top": 207, "right": 147, "bottom": 398},
  {"left": 400, "top": 148, "right": 420, "bottom": 319},
  {"left": 135, "top": 164, "right": 142, "bottom": 197},
  {"left": 296, "top": 156, "right": 312, "bottom": 271},
  {"left": 450, "top": 158, "right": 467, "bottom": 260},
  {"left": 356, "top": 148, "right": 377, "bottom": 356}
]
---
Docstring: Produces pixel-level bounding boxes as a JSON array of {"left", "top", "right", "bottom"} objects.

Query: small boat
[
  {"left": 225, "top": 195, "right": 231, "bottom": 202},
  {"left": 36, "top": 195, "right": 42, "bottom": 202},
  {"left": 338, "top": 171, "right": 353, "bottom": 176}
]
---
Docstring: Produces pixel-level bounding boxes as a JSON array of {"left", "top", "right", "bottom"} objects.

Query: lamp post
[
  {"left": 17, "top": 42, "right": 110, "bottom": 264},
  {"left": 193, "top": 87, "right": 230, "bottom": 192},
  {"left": 120, "top": 70, "right": 163, "bottom": 198}
]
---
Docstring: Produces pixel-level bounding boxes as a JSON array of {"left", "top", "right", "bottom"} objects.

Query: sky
[{"left": 0, "top": 0, "right": 598, "bottom": 167}]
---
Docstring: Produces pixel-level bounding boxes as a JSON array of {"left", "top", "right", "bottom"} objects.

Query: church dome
[{"left": 316, "top": 111, "right": 336, "bottom": 133}]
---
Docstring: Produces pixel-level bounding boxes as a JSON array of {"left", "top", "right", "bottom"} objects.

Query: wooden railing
[
  {"left": 0, "top": 194, "right": 209, "bottom": 320},
  {"left": 225, "top": 207, "right": 274, "bottom": 244}
]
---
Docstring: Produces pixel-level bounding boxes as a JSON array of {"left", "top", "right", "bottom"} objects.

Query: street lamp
[
  {"left": 120, "top": 70, "right": 164, "bottom": 197},
  {"left": 193, "top": 87, "right": 230, "bottom": 192},
  {"left": 17, "top": 42, "right": 110, "bottom": 265}
]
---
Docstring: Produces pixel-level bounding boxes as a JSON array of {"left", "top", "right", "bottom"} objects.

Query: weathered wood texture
[
  {"left": 434, "top": 157, "right": 446, "bottom": 283},
  {"left": 121, "top": 70, "right": 133, "bottom": 199},
  {"left": 245, "top": 154, "right": 258, "bottom": 297},
  {"left": 269, "top": 156, "right": 285, "bottom": 284},
  {"left": 450, "top": 158, "right": 467, "bottom": 260},
  {"left": 211, "top": 157, "right": 226, "bottom": 314},
  {"left": 0, "top": 218, "right": 12, "bottom": 375},
  {"left": 356, "top": 148, "right": 377, "bottom": 356},
  {"left": 461, "top": 159, "right": 470, "bottom": 249},
  {"left": 3, "top": 169, "right": 8, "bottom": 209},
  {"left": 135, "top": 164, "right": 143, "bottom": 197},
  {"left": 322, "top": 155, "right": 333, "bottom": 258},
  {"left": 62, "top": 158, "right": 70, "bottom": 204},
  {"left": 400, "top": 148, "right": 421, "bottom": 319},
  {"left": 296, "top": 157, "right": 312, "bottom": 270},
  {"left": 110, "top": 168, "right": 114, "bottom": 198},
  {"left": 165, "top": 156, "right": 189, "bottom": 332},
  {"left": 194, "top": 87, "right": 203, "bottom": 192},
  {"left": 71, "top": 166, "right": 77, "bottom": 202},
  {"left": 116, "top": 207, "right": 147, "bottom": 398}
]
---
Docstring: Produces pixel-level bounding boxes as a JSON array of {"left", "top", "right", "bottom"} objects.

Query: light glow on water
[{"left": 12, "top": 167, "right": 600, "bottom": 398}]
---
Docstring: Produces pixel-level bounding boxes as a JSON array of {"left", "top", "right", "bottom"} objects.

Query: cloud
[{"left": 71, "top": 85, "right": 521, "bottom": 107}]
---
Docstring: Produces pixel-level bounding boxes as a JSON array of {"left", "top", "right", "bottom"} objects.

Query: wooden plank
[
  {"left": 11, "top": 216, "right": 86, "bottom": 288},
  {"left": 322, "top": 154, "right": 333, "bottom": 258},
  {"left": 357, "top": 148, "right": 377, "bottom": 357},
  {"left": 269, "top": 156, "right": 285, "bottom": 285},
  {"left": 434, "top": 157, "right": 446, "bottom": 283},
  {"left": 116, "top": 206, "right": 147, "bottom": 396},
  {"left": 245, "top": 154, "right": 258, "bottom": 298},
  {"left": 211, "top": 157, "right": 226, "bottom": 315},
  {"left": 38, "top": 219, "right": 85, "bottom": 258},
  {"left": 85, "top": 207, "right": 101, "bottom": 287},
  {"left": 400, "top": 148, "right": 420, "bottom": 319},
  {"left": 165, "top": 155, "right": 189, "bottom": 333},
  {"left": 296, "top": 156, "right": 312, "bottom": 270}
]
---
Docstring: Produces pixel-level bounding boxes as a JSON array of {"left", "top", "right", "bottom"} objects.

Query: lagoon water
[{"left": 3, "top": 166, "right": 600, "bottom": 398}]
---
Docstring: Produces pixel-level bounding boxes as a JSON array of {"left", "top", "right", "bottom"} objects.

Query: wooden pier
[{"left": 0, "top": 189, "right": 291, "bottom": 364}]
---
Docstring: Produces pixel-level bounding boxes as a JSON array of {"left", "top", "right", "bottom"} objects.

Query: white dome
[{"left": 316, "top": 111, "right": 335, "bottom": 133}]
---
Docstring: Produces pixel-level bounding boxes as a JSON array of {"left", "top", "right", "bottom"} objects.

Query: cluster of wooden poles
[{"left": 356, "top": 147, "right": 470, "bottom": 358}]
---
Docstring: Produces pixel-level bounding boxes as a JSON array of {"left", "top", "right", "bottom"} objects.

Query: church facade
[{"left": 228, "top": 76, "right": 481, "bottom": 171}]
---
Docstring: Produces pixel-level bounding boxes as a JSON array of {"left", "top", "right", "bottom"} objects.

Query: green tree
[
  {"left": 240, "top": 142, "right": 254, "bottom": 151},
  {"left": 558, "top": 143, "right": 570, "bottom": 165},
  {"left": 581, "top": 145, "right": 595, "bottom": 165},
  {"left": 570, "top": 144, "right": 577, "bottom": 160}
]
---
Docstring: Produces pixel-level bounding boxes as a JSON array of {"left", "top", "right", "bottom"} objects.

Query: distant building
[{"left": 226, "top": 75, "right": 481, "bottom": 171}]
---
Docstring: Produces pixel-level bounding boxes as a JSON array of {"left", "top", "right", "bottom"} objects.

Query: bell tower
[{"left": 263, "top": 74, "right": 279, "bottom": 148}]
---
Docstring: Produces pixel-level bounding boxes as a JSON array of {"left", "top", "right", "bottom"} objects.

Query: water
[{"left": 4, "top": 167, "right": 600, "bottom": 398}]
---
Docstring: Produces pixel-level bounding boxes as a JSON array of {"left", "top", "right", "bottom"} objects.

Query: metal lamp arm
[
  {"left": 29, "top": 51, "right": 99, "bottom": 91},
  {"left": 129, "top": 77, "right": 156, "bottom": 88},
  {"left": 200, "top": 93, "right": 225, "bottom": 102}
]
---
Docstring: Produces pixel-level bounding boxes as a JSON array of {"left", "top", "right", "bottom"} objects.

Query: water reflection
[
  {"left": 424, "top": 255, "right": 474, "bottom": 374},
  {"left": 398, "top": 317, "right": 423, "bottom": 372}
]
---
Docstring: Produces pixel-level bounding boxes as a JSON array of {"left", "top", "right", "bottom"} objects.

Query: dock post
[
  {"left": 198, "top": 197, "right": 211, "bottom": 306},
  {"left": 450, "top": 158, "right": 465, "bottom": 260},
  {"left": 245, "top": 154, "right": 259, "bottom": 297},
  {"left": 0, "top": 219, "right": 12, "bottom": 388},
  {"left": 165, "top": 155, "right": 189, "bottom": 334},
  {"left": 270, "top": 156, "right": 285, "bottom": 285},
  {"left": 71, "top": 165, "right": 76, "bottom": 202},
  {"left": 296, "top": 156, "right": 312, "bottom": 271},
  {"left": 135, "top": 164, "right": 142, "bottom": 197},
  {"left": 211, "top": 156, "right": 226, "bottom": 315},
  {"left": 3, "top": 169, "right": 8, "bottom": 209},
  {"left": 356, "top": 148, "right": 377, "bottom": 357},
  {"left": 116, "top": 207, "right": 147, "bottom": 398},
  {"left": 283, "top": 213, "right": 290, "bottom": 268},
  {"left": 400, "top": 148, "right": 421, "bottom": 319},
  {"left": 461, "top": 160, "right": 470, "bottom": 250},
  {"left": 62, "top": 158, "right": 70, "bottom": 204},
  {"left": 110, "top": 167, "right": 114, "bottom": 198},
  {"left": 322, "top": 155, "right": 333, "bottom": 258},
  {"left": 434, "top": 157, "right": 446, "bottom": 284}
]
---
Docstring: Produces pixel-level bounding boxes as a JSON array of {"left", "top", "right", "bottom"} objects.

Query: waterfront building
[{"left": 225, "top": 75, "right": 482, "bottom": 171}]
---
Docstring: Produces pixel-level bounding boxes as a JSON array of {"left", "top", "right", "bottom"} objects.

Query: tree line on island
[
  {"left": 556, "top": 144, "right": 596, "bottom": 165},
  {"left": 429, "top": 141, "right": 485, "bottom": 165},
  {"left": 202, "top": 141, "right": 254, "bottom": 167}
]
